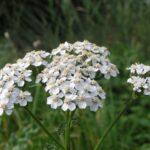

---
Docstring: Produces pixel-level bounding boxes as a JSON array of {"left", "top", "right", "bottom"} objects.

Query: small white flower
[
  {"left": 127, "top": 63, "right": 150, "bottom": 96},
  {"left": 0, "top": 100, "right": 8, "bottom": 116},
  {"left": 62, "top": 99, "right": 76, "bottom": 111},
  {"left": 76, "top": 96, "right": 87, "bottom": 109},
  {"left": 14, "top": 70, "right": 32, "bottom": 87},
  {"left": 128, "top": 63, "right": 150, "bottom": 75},
  {"left": 89, "top": 97, "right": 103, "bottom": 112},
  {"left": 100, "top": 63, "right": 119, "bottom": 79},
  {"left": 23, "top": 50, "right": 50, "bottom": 67},
  {"left": 45, "top": 83, "right": 60, "bottom": 95},
  {"left": 47, "top": 95, "right": 63, "bottom": 109},
  {"left": 144, "top": 89, "right": 150, "bottom": 95},
  {"left": 17, "top": 91, "right": 32, "bottom": 106},
  {"left": 82, "top": 66, "right": 97, "bottom": 78}
]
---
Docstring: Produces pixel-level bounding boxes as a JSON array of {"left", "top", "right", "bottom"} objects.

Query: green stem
[
  {"left": 64, "top": 111, "right": 72, "bottom": 150},
  {"left": 33, "top": 68, "right": 40, "bottom": 113},
  {"left": 24, "top": 107, "right": 64, "bottom": 150},
  {"left": 94, "top": 100, "right": 132, "bottom": 150},
  {"left": 14, "top": 109, "right": 23, "bottom": 129},
  {"left": 32, "top": 84, "right": 40, "bottom": 113}
]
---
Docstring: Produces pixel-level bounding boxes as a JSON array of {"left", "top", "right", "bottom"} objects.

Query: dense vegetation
[{"left": 0, "top": 0, "right": 150, "bottom": 150}]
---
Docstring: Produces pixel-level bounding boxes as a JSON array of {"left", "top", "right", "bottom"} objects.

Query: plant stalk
[
  {"left": 24, "top": 107, "right": 64, "bottom": 150},
  {"left": 64, "top": 111, "right": 72, "bottom": 150},
  {"left": 94, "top": 100, "right": 132, "bottom": 150}
]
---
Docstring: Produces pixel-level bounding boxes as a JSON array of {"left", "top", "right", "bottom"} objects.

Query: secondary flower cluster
[
  {"left": 37, "top": 41, "right": 119, "bottom": 111},
  {"left": 0, "top": 51, "right": 50, "bottom": 116},
  {"left": 127, "top": 63, "right": 150, "bottom": 96}
]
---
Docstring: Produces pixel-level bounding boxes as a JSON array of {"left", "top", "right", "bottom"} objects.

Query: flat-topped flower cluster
[
  {"left": 51, "top": 41, "right": 119, "bottom": 79},
  {"left": 37, "top": 41, "right": 119, "bottom": 111},
  {"left": 0, "top": 51, "right": 50, "bottom": 116},
  {"left": 127, "top": 63, "right": 150, "bottom": 96},
  {"left": 0, "top": 40, "right": 119, "bottom": 116}
]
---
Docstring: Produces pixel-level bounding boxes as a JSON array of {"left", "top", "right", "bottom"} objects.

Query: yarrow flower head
[
  {"left": 127, "top": 63, "right": 150, "bottom": 96},
  {"left": 0, "top": 41, "right": 118, "bottom": 116},
  {"left": 0, "top": 50, "right": 50, "bottom": 116},
  {"left": 37, "top": 40, "right": 119, "bottom": 112},
  {"left": 51, "top": 40, "right": 119, "bottom": 79}
]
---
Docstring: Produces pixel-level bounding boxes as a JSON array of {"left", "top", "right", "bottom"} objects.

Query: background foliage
[{"left": 0, "top": 0, "right": 150, "bottom": 150}]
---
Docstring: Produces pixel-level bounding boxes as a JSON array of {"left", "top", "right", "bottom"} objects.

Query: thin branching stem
[
  {"left": 64, "top": 111, "right": 76, "bottom": 150},
  {"left": 24, "top": 107, "right": 65, "bottom": 150},
  {"left": 94, "top": 100, "right": 132, "bottom": 150},
  {"left": 64, "top": 111, "right": 71, "bottom": 150}
]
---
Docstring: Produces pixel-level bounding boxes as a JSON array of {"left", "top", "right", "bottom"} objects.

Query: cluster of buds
[
  {"left": 0, "top": 51, "right": 50, "bottom": 116},
  {"left": 127, "top": 63, "right": 150, "bottom": 96},
  {"left": 37, "top": 41, "right": 119, "bottom": 111}
]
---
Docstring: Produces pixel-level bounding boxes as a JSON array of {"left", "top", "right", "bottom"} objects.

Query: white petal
[
  {"left": 58, "top": 92, "right": 64, "bottom": 98},
  {"left": 27, "top": 96, "right": 32, "bottom": 102},
  {"left": 25, "top": 77, "right": 32, "bottom": 82},
  {"left": 51, "top": 103, "right": 58, "bottom": 109},
  {"left": 20, "top": 101, "right": 27, "bottom": 106},
  {"left": 90, "top": 104, "right": 99, "bottom": 112},
  {"left": 57, "top": 99, "right": 63, "bottom": 106},
  {"left": 99, "top": 93, "right": 106, "bottom": 99},
  {"left": 36, "top": 75, "right": 42, "bottom": 83},
  {"left": 144, "top": 90, "right": 150, "bottom": 95},
  {"left": 42, "top": 77, "right": 48, "bottom": 83},
  {"left": 18, "top": 80, "right": 25, "bottom": 87},
  {"left": 45, "top": 86, "right": 49, "bottom": 92},
  {"left": 24, "top": 91, "right": 31, "bottom": 96},
  {"left": 75, "top": 84, "right": 83, "bottom": 91},
  {"left": 0, "top": 108, "right": 4, "bottom": 116},
  {"left": 111, "top": 71, "right": 117, "bottom": 77},
  {"left": 65, "top": 94, "right": 77, "bottom": 100},
  {"left": 69, "top": 103, "right": 76, "bottom": 111},
  {"left": 89, "top": 86, "right": 97, "bottom": 92},
  {"left": 78, "top": 101, "right": 87, "bottom": 109},
  {"left": 62, "top": 103, "right": 68, "bottom": 111},
  {"left": 51, "top": 87, "right": 60, "bottom": 95},
  {"left": 5, "top": 109, "right": 13, "bottom": 115},
  {"left": 47, "top": 97, "right": 53, "bottom": 105},
  {"left": 32, "top": 61, "right": 42, "bottom": 66},
  {"left": 42, "top": 61, "right": 48, "bottom": 66},
  {"left": 41, "top": 52, "right": 50, "bottom": 58},
  {"left": 104, "top": 74, "right": 110, "bottom": 80}
]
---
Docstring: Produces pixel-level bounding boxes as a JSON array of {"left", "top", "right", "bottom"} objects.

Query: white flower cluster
[
  {"left": 0, "top": 50, "right": 50, "bottom": 116},
  {"left": 127, "top": 63, "right": 150, "bottom": 95},
  {"left": 52, "top": 40, "right": 119, "bottom": 79},
  {"left": 0, "top": 41, "right": 119, "bottom": 115},
  {"left": 37, "top": 41, "right": 119, "bottom": 111}
]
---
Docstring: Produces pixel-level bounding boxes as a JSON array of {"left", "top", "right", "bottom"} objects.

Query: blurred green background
[{"left": 0, "top": 0, "right": 150, "bottom": 150}]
